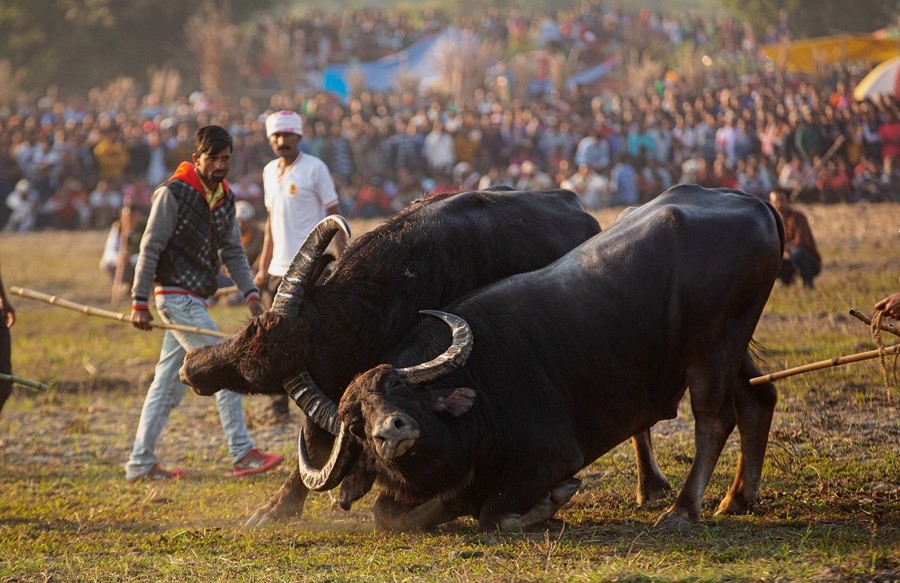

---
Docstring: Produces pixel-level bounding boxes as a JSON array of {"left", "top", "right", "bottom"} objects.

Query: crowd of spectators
[{"left": 1, "top": 3, "right": 899, "bottom": 233}]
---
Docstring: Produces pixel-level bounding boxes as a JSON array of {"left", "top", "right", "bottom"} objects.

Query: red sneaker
[
  {"left": 233, "top": 448, "right": 284, "bottom": 477},
  {"left": 127, "top": 463, "right": 186, "bottom": 482}
]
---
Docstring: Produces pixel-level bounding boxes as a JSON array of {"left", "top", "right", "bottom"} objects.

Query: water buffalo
[
  {"left": 295, "top": 185, "right": 784, "bottom": 531},
  {"left": 181, "top": 188, "right": 629, "bottom": 525}
]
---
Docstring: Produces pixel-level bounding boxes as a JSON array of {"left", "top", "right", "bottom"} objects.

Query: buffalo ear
[
  {"left": 338, "top": 396, "right": 365, "bottom": 438},
  {"left": 430, "top": 387, "right": 476, "bottom": 417},
  {"left": 311, "top": 253, "right": 336, "bottom": 284}
]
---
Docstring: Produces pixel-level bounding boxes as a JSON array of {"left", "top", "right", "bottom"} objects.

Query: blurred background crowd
[{"left": 1, "top": 1, "right": 899, "bottom": 234}]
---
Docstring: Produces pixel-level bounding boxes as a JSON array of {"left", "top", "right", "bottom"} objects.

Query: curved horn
[
  {"left": 271, "top": 215, "right": 351, "bottom": 316},
  {"left": 396, "top": 310, "right": 474, "bottom": 385},
  {"left": 284, "top": 372, "right": 341, "bottom": 436},
  {"left": 298, "top": 421, "right": 360, "bottom": 491}
]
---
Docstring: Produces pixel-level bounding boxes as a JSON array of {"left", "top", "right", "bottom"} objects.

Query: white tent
[{"left": 854, "top": 55, "right": 900, "bottom": 101}]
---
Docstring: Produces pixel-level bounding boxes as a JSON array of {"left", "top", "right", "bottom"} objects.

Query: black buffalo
[
  {"left": 179, "top": 188, "right": 609, "bottom": 525},
  {"left": 295, "top": 185, "right": 784, "bottom": 531}
]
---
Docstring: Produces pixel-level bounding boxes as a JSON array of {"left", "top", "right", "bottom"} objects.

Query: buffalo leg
[
  {"left": 245, "top": 467, "right": 310, "bottom": 527},
  {"left": 478, "top": 444, "right": 584, "bottom": 531},
  {"left": 716, "top": 353, "right": 777, "bottom": 515},
  {"left": 245, "top": 423, "right": 343, "bottom": 527},
  {"left": 491, "top": 477, "right": 582, "bottom": 531},
  {"left": 631, "top": 430, "right": 672, "bottom": 505},
  {"left": 373, "top": 495, "right": 470, "bottom": 531},
  {"left": 656, "top": 367, "right": 737, "bottom": 526}
]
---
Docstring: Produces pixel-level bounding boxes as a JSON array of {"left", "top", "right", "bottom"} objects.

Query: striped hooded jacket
[{"left": 131, "top": 162, "right": 259, "bottom": 308}]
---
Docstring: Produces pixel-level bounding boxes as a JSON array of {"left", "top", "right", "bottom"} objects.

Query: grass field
[{"left": 0, "top": 202, "right": 897, "bottom": 582}]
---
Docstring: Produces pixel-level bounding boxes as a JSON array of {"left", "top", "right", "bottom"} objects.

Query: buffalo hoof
[
  {"left": 244, "top": 492, "right": 307, "bottom": 527},
  {"left": 653, "top": 506, "right": 694, "bottom": 527},
  {"left": 245, "top": 500, "right": 299, "bottom": 527},
  {"left": 636, "top": 477, "right": 672, "bottom": 506},
  {"left": 245, "top": 503, "right": 278, "bottom": 527},
  {"left": 715, "top": 493, "right": 754, "bottom": 516}
]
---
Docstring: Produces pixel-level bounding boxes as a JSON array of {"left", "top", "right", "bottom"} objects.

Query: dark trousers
[
  {"left": 778, "top": 247, "right": 821, "bottom": 289},
  {"left": 0, "top": 321, "right": 11, "bottom": 414},
  {"left": 260, "top": 274, "right": 282, "bottom": 310}
]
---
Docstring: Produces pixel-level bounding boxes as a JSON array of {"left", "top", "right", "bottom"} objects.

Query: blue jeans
[{"left": 125, "top": 292, "right": 254, "bottom": 480}]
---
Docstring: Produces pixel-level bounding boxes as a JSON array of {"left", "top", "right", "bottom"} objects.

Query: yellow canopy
[{"left": 761, "top": 34, "right": 900, "bottom": 74}]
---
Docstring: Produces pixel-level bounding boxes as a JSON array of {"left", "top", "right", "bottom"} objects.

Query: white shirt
[
  {"left": 263, "top": 153, "right": 338, "bottom": 277},
  {"left": 423, "top": 130, "right": 455, "bottom": 171}
]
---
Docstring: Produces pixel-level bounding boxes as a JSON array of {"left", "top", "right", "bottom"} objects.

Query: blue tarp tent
[
  {"left": 323, "top": 27, "right": 622, "bottom": 102},
  {"left": 565, "top": 53, "right": 622, "bottom": 91},
  {"left": 323, "top": 28, "right": 466, "bottom": 102}
]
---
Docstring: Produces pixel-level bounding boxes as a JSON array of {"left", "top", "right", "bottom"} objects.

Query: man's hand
[
  {"left": 253, "top": 272, "right": 268, "bottom": 290},
  {"left": 131, "top": 308, "right": 153, "bottom": 331},
  {"left": 1, "top": 303, "right": 14, "bottom": 329},
  {"left": 248, "top": 298, "right": 264, "bottom": 317},
  {"left": 875, "top": 292, "right": 900, "bottom": 319}
]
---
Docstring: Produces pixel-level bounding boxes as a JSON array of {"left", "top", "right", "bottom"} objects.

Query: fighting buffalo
[
  {"left": 295, "top": 185, "right": 785, "bottom": 531},
  {"left": 179, "top": 188, "right": 606, "bottom": 525}
]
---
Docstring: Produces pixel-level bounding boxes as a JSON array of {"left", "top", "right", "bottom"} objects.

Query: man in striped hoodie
[{"left": 125, "top": 125, "right": 283, "bottom": 482}]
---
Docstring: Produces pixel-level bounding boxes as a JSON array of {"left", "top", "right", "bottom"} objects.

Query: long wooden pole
[
  {"left": 11, "top": 286, "right": 228, "bottom": 339},
  {"left": 749, "top": 343, "right": 900, "bottom": 385},
  {"left": 789, "top": 135, "right": 845, "bottom": 202},
  {"left": 0, "top": 372, "right": 49, "bottom": 391},
  {"left": 10, "top": 288, "right": 897, "bottom": 386}
]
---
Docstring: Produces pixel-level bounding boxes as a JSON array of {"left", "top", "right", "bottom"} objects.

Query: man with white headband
[{"left": 255, "top": 110, "right": 344, "bottom": 421}]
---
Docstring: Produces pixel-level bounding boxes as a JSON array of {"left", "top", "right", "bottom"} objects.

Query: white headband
[{"left": 265, "top": 110, "right": 304, "bottom": 137}]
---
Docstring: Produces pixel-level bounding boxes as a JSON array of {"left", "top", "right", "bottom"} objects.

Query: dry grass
[{"left": 0, "top": 201, "right": 898, "bottom": 581}]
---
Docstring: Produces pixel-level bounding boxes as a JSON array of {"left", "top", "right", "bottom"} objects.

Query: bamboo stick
[
  {"left": 11, "top": 286, "right": 228, "bottom": 339},
  {"left": 211, "top": 285, "right": 239, "bottom": 299},
  {"left": 789, "top": 135, "right": 846, "bottom": 202},
  {"left": 0, "top": 372, "right": 49, "bottom": 391},
  {"left": 750, "top": 343, "right": 900, "bottom": 385},
  {"left": 11, "top": 287, "right": 898, "bottom": 386}
]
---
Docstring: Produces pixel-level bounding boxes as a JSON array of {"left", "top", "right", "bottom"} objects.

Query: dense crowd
[{"left": 1, "top": 3, "right": 899, "bottom": 233}]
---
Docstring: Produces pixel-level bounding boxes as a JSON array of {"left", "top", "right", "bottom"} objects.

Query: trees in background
[
  {"left": 0, "top": 0, "right": 274, "bottom": 95},
  {"left": 0, "top": 0, "right": 897, "bottom": 100},
  {"left": 722, "top": 0, "right": 898, "bottom": 39}
]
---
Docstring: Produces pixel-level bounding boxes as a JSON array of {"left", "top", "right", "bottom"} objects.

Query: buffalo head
[
  {"left": 178, "top": 215, "right": 351, "bottom": 398},
  {"left": 297, "top": 310, "right": 475, "bottom": 492}
]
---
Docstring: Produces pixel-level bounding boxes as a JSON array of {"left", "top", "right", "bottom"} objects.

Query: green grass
[{"left": 0, "top": 204, "right": 898, "bottom": 581}]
